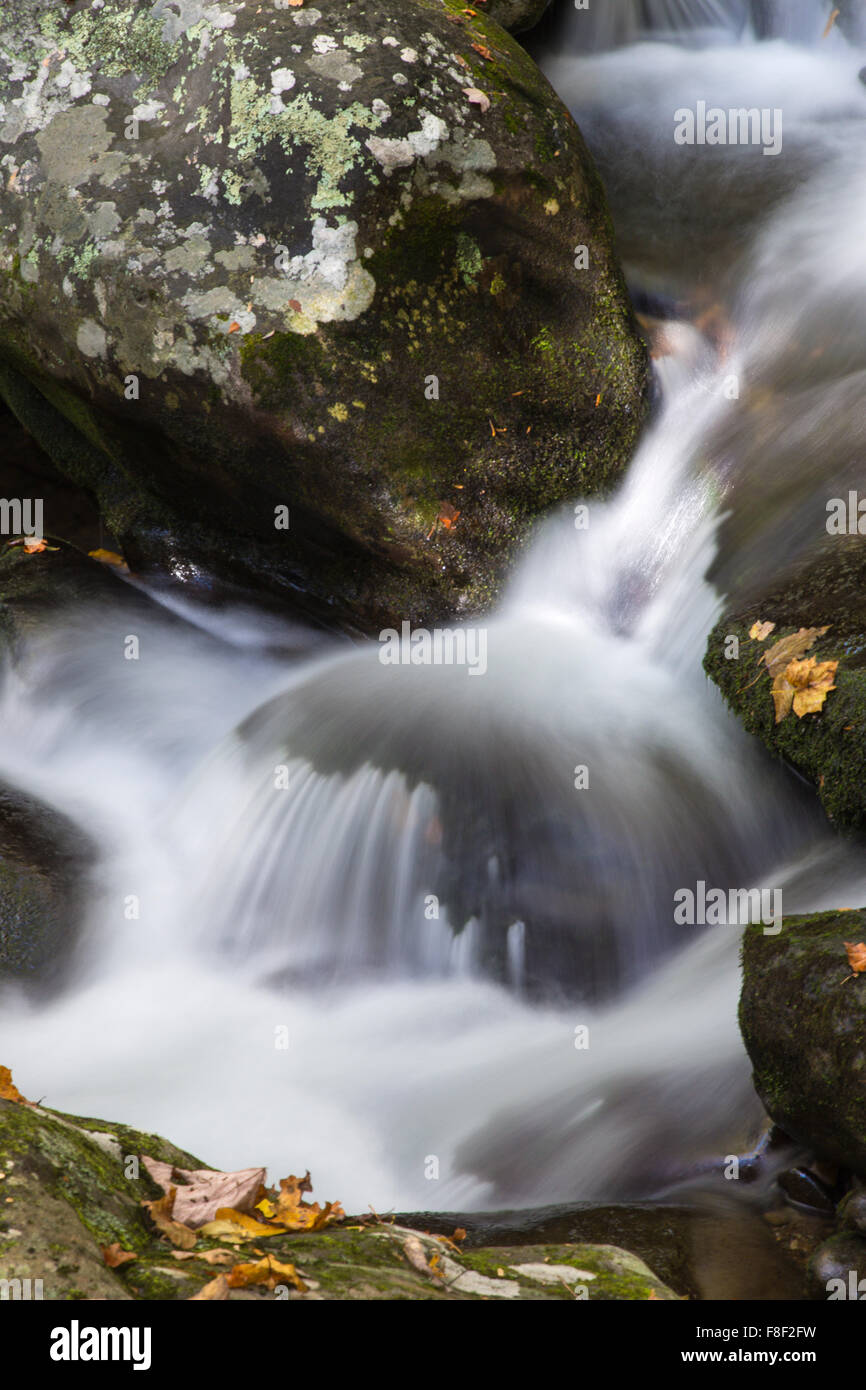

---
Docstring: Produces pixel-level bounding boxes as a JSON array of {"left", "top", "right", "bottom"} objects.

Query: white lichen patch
[{"left": 76, "top": 318, "right": 107, "bottom": 358}]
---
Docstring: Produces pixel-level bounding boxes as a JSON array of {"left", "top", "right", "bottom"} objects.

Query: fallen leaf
[
  {"left": 438, "top": 502, "right": 461, "bottom": 531},
  {"left": 403, "top": 1235, "right": 434, "bottom": 1277},
  {"left": 226, "top": 1256, "right": 307, "bottom": 1292},
  {"left": 141, "top": 1188, "right": 197, "bottom": 1250},
  {"left": 844, "top": 942, "right": 866, "bottom": 974},
  {"left": 227, "top": 321, "right": 241, "bottom": 334},
  {"left": 0, "top": 1067, "right": 28, "bottom": 1104},
  {"left": 88, "top": 548, "right": 130, "bottom": 574},
  {"left": 471, "top": 42, "right": 493, "bottom": 60},
  {"left": 772, "top": 657, "right": 837, "bottom": 724},
  {"left": 822, "top": 7, "right": 840, "bottom": 37},
  {"left": 171, "top": 1248, "right": 235, "bottom": 1265},
  {"left": 199, "top": 1209, "right": 288, "bottom": 1241},
  {"left": 141, "top": 1158, "right": 266, "bottom": 1229},
  {"left": 749, "top": 620, "right": 776, "bottom": 641},
  {"left": 188, "top": 1274, "right": 230, "bottom": 1300},
  {"left": 762, "top": 627, "right": 830, "bottom": 679},
  {"left": 462, "top": 86, "right": 490, "bottom": 112},
  {"left": 102, "top": 1244, "right": 137, "bottom": 1268},
  {"left": 267, "top": 1173, "right": 345, "bottom": 1232},
  {"left": 288, "top": 299, "right": 302, "bottom": 312},
  {"left": 452, "top": 1227, "right": 467, "bottom": 1242}
]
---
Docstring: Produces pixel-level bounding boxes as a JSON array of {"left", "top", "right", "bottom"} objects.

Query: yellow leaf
[
  {"left": 199, "top": 1208, "right": 288, "bottom": 1241},
  {"left": 773, "top": 657, "right": 838, "bottom": 722},
  {"left": 749, "top": 620, "right": 776, "bottom": 641},
  {"left": 226, "top": 1256, "right": 307, "bottom": 1292},
  {"left": 0, "top": 1066, "right": 28, "bottom": 1104},
  {"left": 88, "top": 548, "right": 129, "bottom": 574}
]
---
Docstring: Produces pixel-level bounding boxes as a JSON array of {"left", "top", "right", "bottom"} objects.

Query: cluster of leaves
[
  {"left": 748, "top": 622, "right": 838, "bottom": 724},
  {"left": 0, "top": 1066, "right": 343, "bottom": 1300},
  {"left": 137, "top": 1159, "right": 345, "bottom": 1296}
]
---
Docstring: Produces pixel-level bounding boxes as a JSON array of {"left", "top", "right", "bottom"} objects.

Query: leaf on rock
[
  {"left": 268, "top": 1173, "right": 345, "bottom": 1231},
  {"left": 0, "top": 1066, "right": 29, "bottom": 1104},
  {"left": 171, "top": 1248, "right": 236, "bottom": 1264},
  {"left": 772, "top": 657, "right": 837, "bottom": 724},
  {"left": 141, "top": 1188, "right": 197, "bottom": 1249},
  {"left": 140, "top": 1157, "right": 266, "bottom": 1229},
  {"left": 88, "top": 549, "right": 130, "bottom": 574},
  {"left": 471, "top": 42, "right": 493, "bottom": 60},
  {"left": 199, "top": 1209, "right": 288, "bottom": 1241},
  {"left": 749, "top": 620, "right": 776, "bottom": 641},
  {"left": 101, "top": 1243, "right": 137, "bottom": 1268},
  {"left": 188, "top": 1274, "right": 230, "bottom": 1300},
  {"left": 226, "top": 1256, "right": 307, "bottom": 1292},
  {"left": 462, "top": 87, "right": 490, "bottom": 112},
  {"left": 844, "top": 941, "right": 866, "bottom": 974},
  {"left": 762, "top": 627, "right": 830, "bottom": 679}
]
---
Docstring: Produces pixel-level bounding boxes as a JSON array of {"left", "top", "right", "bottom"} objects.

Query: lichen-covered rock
[
  {"left": 0, "top": 1096, "right": 681, "bottom": 1299},
  {"left": 704, "top": 538, "right": 866, "bottom": 832},
  {"left": 740, "top": 910, "right": 866, "bottom": 1179},
  {"left": 484, "top": 0, "right": 553, "bottom": 34},
  {"left": 0, "top": 0, "right": 647, "bottom": 631}
]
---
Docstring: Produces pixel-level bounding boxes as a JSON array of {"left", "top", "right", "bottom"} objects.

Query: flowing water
[{"left": 1, "top": 4, "right": 866, "bottom": 1220}]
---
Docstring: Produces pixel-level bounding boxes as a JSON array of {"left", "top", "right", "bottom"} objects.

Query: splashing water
[{"left": 1, "top": 15, "right": 866, "bottom": 1213}]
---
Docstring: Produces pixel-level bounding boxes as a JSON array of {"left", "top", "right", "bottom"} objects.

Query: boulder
[
  {"left": 0, "top": 0, "right": 647, "bottom": 631},
  {"left": 704, "top": 538, "right": 866, "bottom": 832},
  {"left": 740, "top": 910, "right": 866, "bottom": 1179},
  {"left": 0, "top": 1093, "right": 681, "bottom": 1299}
]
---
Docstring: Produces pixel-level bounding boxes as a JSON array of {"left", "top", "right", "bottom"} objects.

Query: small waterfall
[
  {"left": 0, "top": 10, "right": 865, "bottom": 1212},
  {"left": 541, "top": 0, "right": 849, "bottom": 53}
]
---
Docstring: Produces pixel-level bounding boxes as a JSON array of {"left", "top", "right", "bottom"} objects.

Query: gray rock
[{"left": 0, "top": 0, "right": 647, "bottom": 632}]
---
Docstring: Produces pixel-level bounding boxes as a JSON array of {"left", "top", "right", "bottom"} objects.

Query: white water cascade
[{"left": 1, "top": 10, "right": 866, "bottom": 1215}]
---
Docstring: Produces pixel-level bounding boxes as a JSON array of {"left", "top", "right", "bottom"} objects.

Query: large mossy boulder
[
  {"left": 704, "top": 537, "right": 866, "bottom": 832},
  {"left": 740, "top": 910, "right": 866, "bottom": 1178},
  {"left": 0, "top": 0, "right": 647, "bottom": 631},
  {"left": 0, "top": 1095, "right": 680, "bottom": 1299}
]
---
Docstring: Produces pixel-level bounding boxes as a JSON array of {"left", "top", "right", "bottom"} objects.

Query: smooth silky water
[{"left": 1, "top": 0, "right": 865, "bottom": 1295}]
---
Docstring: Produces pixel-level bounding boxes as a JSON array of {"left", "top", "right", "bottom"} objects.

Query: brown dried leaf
[
  {"left": 762, "top": 627, "right": 830, "bottom": 678},
  {"left": 171, "top": 1248, "right": 236, "bottom": 1265},
  {"left": 749, "top": 620, "right": 776, "bottom": 641},
  {"left": 844, "top": 941, "right": 866, "bottom": 974},
  {"left": 141, "top": 1157, "right": 266, "bottom": 1229},
  {"left": 102, "top": 1243, "right": 137, "bottom": 1268},
  {"left": 188, "top": 1274, "right": 230, "bottom": 1300},
  {"left": 141, "top": 1188, "right": 197, "bottom": 1250}
]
